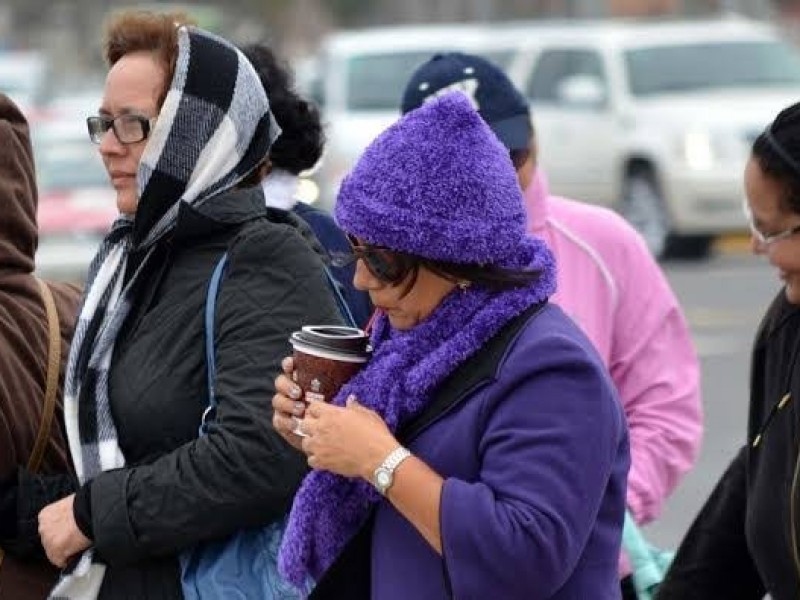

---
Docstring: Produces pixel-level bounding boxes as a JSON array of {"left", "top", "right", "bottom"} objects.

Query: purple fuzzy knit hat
[{"left": 335, "top": 91, "right": 527, "bottom": 266}]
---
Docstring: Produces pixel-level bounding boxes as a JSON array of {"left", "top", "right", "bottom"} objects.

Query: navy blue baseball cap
[{"left": 400, "top": 52, "right": 532, "bottom": 152}]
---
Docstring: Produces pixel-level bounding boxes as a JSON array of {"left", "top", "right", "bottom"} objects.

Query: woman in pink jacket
[{"left": 401, "top": 52, "right": 702, "bottom": 599}]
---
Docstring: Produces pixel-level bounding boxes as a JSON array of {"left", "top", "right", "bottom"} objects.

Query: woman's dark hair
[
  {"left": 242, "top": 44, "right": 324, "bottom": 175},
  {"left": 509, "top": 148, "right": 531, "bottom": 171},
  {"left": 753, "top": 101, "right": 800, "bottom": 215},
  {"left": 379, "top": 251, "right": 543, "bottom": 299}
]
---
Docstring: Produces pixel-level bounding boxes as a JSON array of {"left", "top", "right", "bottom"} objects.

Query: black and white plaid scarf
[{"left": 51, "top": 25, "right": 280, "bottom": 599}]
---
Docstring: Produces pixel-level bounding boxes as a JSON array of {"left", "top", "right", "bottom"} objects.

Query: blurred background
[
  {"left": 6, "top": 0, "right": 800, "bottom": 562},
  {"left": 11, "top": 0, "right": 800, "bottom": 281}
]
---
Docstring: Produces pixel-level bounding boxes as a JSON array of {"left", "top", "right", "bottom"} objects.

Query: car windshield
[
  {"left": 625, "top": 40, "right": 800, "bottom": 96},
  {"left": 346, "top": 49, "right": 515, "bottom": 110}
]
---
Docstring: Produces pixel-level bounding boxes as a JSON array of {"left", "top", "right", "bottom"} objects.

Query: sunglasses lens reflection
[
  {"left": 343, "top": 235, "right": 401, "bottom": 282},
  {"left": 364, "top": 250, "right": 398, "bottom": 281}
]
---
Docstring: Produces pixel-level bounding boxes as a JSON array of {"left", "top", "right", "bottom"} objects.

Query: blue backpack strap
[
  {"left": 323, "top": 265, "right": 357, "bottom": 328},
  {"left": 200, "top": 253, "right": 229, "bottom": 436}
]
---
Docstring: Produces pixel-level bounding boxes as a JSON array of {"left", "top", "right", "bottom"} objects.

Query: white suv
[
  {"left": 304, "top": 24, "right": 517, "bottom": 210},
  {"left": 305, "top": 16, "right": 800, "bottom": 258},
  {"left": 501, "top": 16, "right": 800, "bottom": 258}
]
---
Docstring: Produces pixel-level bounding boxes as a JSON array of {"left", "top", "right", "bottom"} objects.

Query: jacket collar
[
  {"left": 171, "top": 185, "right": 268, "bottom": 243},
  {"left": 524, "top": 168, "right": 552, "bottom": 233}
]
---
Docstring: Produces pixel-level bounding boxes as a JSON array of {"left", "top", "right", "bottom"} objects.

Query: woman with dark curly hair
[{"left": 243, "top": 44, "right": 373, "bottom": 328}]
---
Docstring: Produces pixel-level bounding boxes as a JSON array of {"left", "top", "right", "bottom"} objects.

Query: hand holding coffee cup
[{"left": 289, "top": 326, "right": 371, "bottom": 436}]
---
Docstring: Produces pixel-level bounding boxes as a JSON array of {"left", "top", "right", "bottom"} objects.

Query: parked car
[
  {"left": 307, "top": 15, "right": 800, "bottom": 259},
  {"left": 499, "top": 15, "right": 800, "bottom": 258},
  {"left": 304, "top": 24, "right": 518, "bottom": 210},
  {"left": 33, "top": 118, "right": 117, "bottom": 282}
]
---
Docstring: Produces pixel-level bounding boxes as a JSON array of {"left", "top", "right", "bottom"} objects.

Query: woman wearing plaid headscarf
[{"left": 32, "top": 11, "right": 342, "bottom": 599}]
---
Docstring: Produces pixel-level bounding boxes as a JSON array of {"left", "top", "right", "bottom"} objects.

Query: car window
[
  {"left": 345, "top": 50, "right": 515, "bottom": 111},
  {"left": 526, "top": 48, "right": 606, "bottom": 103},
  {"left": 481, "top": 49, "right": 516, "bottom": 70},
  {"left": 625, "top": 40, "right": 800, "bottom": 96},
  {"left": 346, "top": 52, "right": 441, "bottom": 111}
]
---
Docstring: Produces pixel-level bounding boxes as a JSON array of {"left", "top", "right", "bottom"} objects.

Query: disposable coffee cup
[{"left": 289, "top": 325, "right": 371, "bottom": 436}]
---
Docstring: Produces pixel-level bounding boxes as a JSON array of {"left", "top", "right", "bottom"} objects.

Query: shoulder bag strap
[
  {"left": 199, "top": 254, "right": 229, "bottom": 436},
  {"left": 28, "top": 278, "right": 62, "bottom": 472},
  {"left": 0, "top": 280, "right": 62, "bottom": 571},
  {"left": 322, "top": 266, "right": 356, "bottom": 328}
]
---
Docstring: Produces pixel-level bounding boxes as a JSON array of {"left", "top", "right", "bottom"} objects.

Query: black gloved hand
[{"left": 2, "top": 468, "right": 77, "bottom": 560}]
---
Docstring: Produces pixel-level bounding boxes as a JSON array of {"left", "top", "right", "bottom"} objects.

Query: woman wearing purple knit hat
[{"left": 271, "top": 91, "right": 630, "bottom": 599}]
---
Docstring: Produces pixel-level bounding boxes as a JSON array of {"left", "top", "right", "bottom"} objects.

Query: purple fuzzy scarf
[{"left": 278, "top": 235, "right": 556, "bottom": 589}]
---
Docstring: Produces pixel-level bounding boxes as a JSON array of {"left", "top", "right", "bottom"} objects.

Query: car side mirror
[{"left": 556, "top": 75, "right": 607, "bottom": 109}]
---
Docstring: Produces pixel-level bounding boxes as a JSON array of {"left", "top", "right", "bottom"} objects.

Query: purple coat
[{"left": 369, "top": 303, "right": 629, "bottom": 599}]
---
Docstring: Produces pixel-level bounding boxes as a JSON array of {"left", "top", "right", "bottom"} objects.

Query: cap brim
[{"left": 489, "top": 113, "right": 532, "bottom": 152}]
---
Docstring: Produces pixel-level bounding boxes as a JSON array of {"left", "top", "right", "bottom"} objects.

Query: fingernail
[
  {"left": 289, "top": 386, "right": 301, "bottom": 400},
  {"left": 294, "top": 401, "right": 306, "bottom": 415}
]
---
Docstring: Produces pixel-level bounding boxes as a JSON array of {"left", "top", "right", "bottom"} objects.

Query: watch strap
[
  {"left": 381, "top": 446, "right": 412, "bottom": 472},
  {"left": 373, "top": 446, "right": 412, "bottom": 494}
]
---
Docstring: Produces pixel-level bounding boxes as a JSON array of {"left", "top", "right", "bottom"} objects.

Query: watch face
[{"left": 376, "top": 469, "right": 392, "bottom": 490}]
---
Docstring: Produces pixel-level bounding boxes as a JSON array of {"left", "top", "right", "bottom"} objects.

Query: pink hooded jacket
[{"left": 526, "top": 171, "right": 702, "bottom": 530}]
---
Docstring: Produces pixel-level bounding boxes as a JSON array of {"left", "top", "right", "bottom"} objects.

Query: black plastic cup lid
[{"left": 290, "top": 325, "right": 371, "bottom": 359}]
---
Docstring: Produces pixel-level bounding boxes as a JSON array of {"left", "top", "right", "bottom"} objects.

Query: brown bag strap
[
  {"left": 0, "top": 280, "right": 61, "bottom": 572},
  {"left": 28, "top": 279, "right": 62, "bottom": 473}
]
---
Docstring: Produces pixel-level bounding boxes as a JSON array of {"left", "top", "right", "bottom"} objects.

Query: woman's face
[
  {"left": 744, "top": 155, "right": 800, "bottom": 304},
  {"left": 352, "top": 255, "right": 458, "bottom": 330},
  {"left": 98, "top": 51, "right": 166, "bottom": 215}
]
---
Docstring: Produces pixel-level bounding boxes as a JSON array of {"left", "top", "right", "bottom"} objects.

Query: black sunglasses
[
  {"left": 330, "top": 234, "right": 406, "bottom": 283},
  {"left": 87, "top": 114, "right": 155, "bottom": 145}
]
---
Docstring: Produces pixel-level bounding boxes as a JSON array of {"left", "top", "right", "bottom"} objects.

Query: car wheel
[{"left": 620, "top": 172, "right": 670, "bottom": 259}]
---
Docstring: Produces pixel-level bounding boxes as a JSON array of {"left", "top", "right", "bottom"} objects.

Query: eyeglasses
[
  {"left": 743, "top": 200, "right": 800, "bottom": 248},
  {"left": 330, "top": 234, "right": 406, "bottom": 283},
  {"left": 86, "top": 114, "right": 156, "bottom": 145}
]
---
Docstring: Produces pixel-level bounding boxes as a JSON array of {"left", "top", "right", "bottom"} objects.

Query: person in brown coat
[{"left": 0, "top": 93, "right": 82, "bottom": 599}]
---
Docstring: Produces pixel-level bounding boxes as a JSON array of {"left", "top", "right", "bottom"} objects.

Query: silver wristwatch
[{"left": 371, "top": 446, "right": 412, "bottom": 495}]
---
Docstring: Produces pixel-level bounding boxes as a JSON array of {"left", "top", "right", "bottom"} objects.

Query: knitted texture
[{"left": 335, "top": 92, "right": 527, "bottom": 266}]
